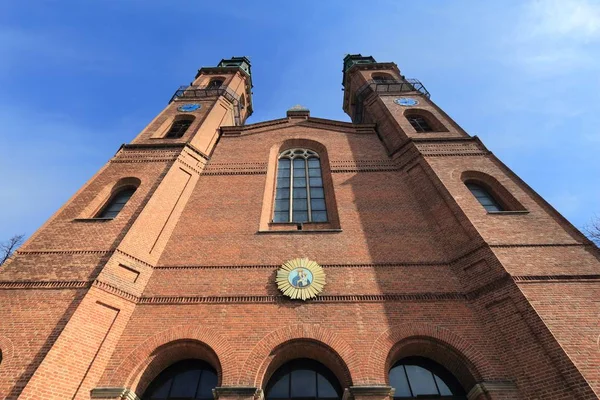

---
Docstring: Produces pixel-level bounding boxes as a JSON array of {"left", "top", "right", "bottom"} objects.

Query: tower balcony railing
[
  {"left": 169, "top": 85, "right": 243, "bottom": 126},
  {"left": 353, "top": 78, "right": 430, "bottom": 123},
  {"left": 169, "top": 85, "right": 241, "bottom": 104}
]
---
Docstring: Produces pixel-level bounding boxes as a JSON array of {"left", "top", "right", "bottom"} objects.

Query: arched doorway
[
  {"left": 265, "top": 358, "right": 342, "bottom": 400},
  {"left": 389, "top": 357, "right": 466, "bottom": 399},
  {"left": 142, "top": 359, "right": 217, "bottom": 400}
]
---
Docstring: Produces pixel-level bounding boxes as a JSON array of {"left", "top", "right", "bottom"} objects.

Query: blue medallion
[
  {"left": 177, "top": 103, "right": 201, "bottom": 112},
  {"left": 394, "top": 97, "right": 419, "bottom": 107},
  {"left": 288, "top": 268, "right": 313, "bottom": 288}
]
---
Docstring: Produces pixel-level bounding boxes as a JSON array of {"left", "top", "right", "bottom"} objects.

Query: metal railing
[
  {"left": 353, "top": 79, "right": 430, "bottom": 123},
  {"left": 169, "top": 85, "right": 243, "bottom": 126}
]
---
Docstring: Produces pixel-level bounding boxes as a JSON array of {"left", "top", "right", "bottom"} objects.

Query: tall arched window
[
  {"left": 274, "top": 149, "right": 327, "bottom": 223},
  {"left": 389, "top": 357, "right": 466, "bottom": 399},
  {"left": 265, "top": 359, "right": 342, "bottom": 400},
  {"left": 166, "top": 117, "right": 194, "bottom": 139},
  {"left": 465, "top": 182, "right": 503, "bottom": 212},
  {"left": 96, "top": 186, "right": 136, "bottom": 219},
  {"left": 406, "top": 115, "right": 433, "bottom": 133},
  {"left": 142, "top": 359, "right": 217, "bottom": 400}
]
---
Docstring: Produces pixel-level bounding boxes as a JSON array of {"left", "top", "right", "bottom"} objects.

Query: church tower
[{"left": 0, "top": 55, "right": 598, "bottom": 400}]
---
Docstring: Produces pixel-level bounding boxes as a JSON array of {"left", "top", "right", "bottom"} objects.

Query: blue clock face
[
  {"left": 177, "top": 103, "right": 201, "bottom": 112},
  {"left": 394, "top": 97, "right": 419, "bottom": 107}
]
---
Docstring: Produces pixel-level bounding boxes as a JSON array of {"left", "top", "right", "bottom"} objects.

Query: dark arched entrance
[
  {"left": 265, "top": 358, "right": 342, "bottom": 400},
  {"left": 142, "top": 359, "right": 217, "bottom": 400}
]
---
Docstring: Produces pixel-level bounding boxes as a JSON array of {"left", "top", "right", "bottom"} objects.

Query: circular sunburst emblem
[{"left": 276, "top": 258, "right": 326, "bottom": 300}]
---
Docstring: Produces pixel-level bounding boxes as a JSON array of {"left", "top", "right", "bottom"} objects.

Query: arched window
[
  {"left": 265, "top": 359, "right": 342, "bottom": 400},
  {"left": 372, "top": 73, "right": 394, "bottom": 82},
  {"left": 406, "top": 115, "right": 433, "bottom": 133},
  {"left": 466, "top": 182, "right": 503, "bottom": 212},
  {"left": 142, "top": 359, "right": 217, "bottom": 400},
  {"left": 207, "top": 78, "right": 224, "bottom": 89},
  {"left": 389, "top": 357, "right": 466, "bottom": 399},
  {"left": 274, "top": 149, "right": 327, "bottom": 223},
  {"left": 96, "top": 186, "right": 136, "bottom": 219},
  {"left": 166, "top": 117, "right": 194, "bottom": 139}
]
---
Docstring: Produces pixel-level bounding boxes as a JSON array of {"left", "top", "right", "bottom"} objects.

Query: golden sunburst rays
[{"left": 276, "top": 258, "right": 326, "bottom": 300}]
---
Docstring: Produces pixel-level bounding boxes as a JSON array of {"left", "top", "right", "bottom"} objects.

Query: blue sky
[{"left": 1, "top": 0, "right": 599, "bottom": 240}]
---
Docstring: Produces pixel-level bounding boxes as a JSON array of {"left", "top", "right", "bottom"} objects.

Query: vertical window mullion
[
  {"left": 305, "top": 157, "right": 312, "bottom": 222},
  {"left": 288, "top": 157, "right": 293, "bottom": 222},
  {"left": 402, "top": 366, "right": 414, "bottom": 397}
]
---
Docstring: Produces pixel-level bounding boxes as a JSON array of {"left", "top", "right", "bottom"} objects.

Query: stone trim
[
  {"left": 213, "top": 386, "right": 260, "bottom": 399},
  {"left": 466, "top": 381, "right": 518, "bottom": 400},
  {"left": 343, "top": 386, "right": 394, "bottom": 400},
  {"left": 90, "top": 387, "right": 140, "bottom": 400}
]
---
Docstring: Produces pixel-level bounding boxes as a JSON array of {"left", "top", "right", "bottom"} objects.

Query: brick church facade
[{"left": 0, "top": 55, "right": 599, "bottom": 399}]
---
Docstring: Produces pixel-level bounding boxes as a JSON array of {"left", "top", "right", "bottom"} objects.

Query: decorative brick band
[
  {"left": 489, "top": 243, "right": 587, "bottom": 248},
  {"left": 0, "top": 280, "right": 91, "bottom": 290},
  {"left": 154, "top": 262, "right": 450, "bottom": 270},
  {"left": 115, "top": 250, "right": 155, "bottom": 269},
  {"left": 138, "top": 293, "right": 465, "bottom": 305},
  {"left": 16, "top": 249, "right": 113, "bottom": 256},
  {"left": 93, "top": 280, "right": 138, "bottom": 303},
  {"left": 513, "top": 274, "right": 600, "bottom": 283}
]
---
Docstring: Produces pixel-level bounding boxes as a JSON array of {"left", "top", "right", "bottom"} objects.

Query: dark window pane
[
  {"left": 275, "top": 200, "right": 290, "bottom": 212},
  {"left": 293, "top": 188, "right": 307, "bottom": 198},
  {"left": 317, "top": 373, "right": 338, "bottom": 398},
  {"left": 277, "top": 178, "right": 290, "bottom": 188},
  {"left": 309, "top": 177, "right": 323, "bottom": 187},
  {"left": 292, "top": 211, "right": 308, "bottom": 222},
  {"left": 484, "top": 204, "right": 501, "bottom": 212},
  {"left": 311, "top": 199, "right": 326, "bottom": 211},
  {"left": 279, "top": 159, "right": 291, "bottom": 169},
  {"left": 170, "top": 368, "right": 201, "bottom": 397},
  {"left": 197, "top": 369, "right": 217, "bottom": 398},
  {"left": 434, "top": 375, "right": 452, "bottom": 396},
  {"left": 274, "top": 212, "right": 289, "bottom": 223},
  {"left": 276, "top": 188, "right": 290, "bottom": 199},
  {"left": 278, "top": 168, "right": 290, "bottom": 178},
  {"left": 98, "top": 187, "right": 136, "bottom": 218},
  {"left": 293, "top": 159, "right": 305, "bottom": 168},
  {"left": 268, "top": 372, "right": 290, "bottom": 399},
  {"left": 405, "top": 365, "right": 438, "bottom": 396},
  {"left": 466, "top": 183, "right": 503, "bottom": 211},
  {"left": 148, "top": 377, "right": 172, "bottom": 399},
  {"left": 293, "top": 168, "right": 306, "bottom": 177},
  {"left": 389, "top": 365, "right": 412, "bottom": 397},
  {"left": 307, "top": 158, "right": 320, "bottom": 168},
  {"left": 310, "top": 187, "right": 324, "bottom": 198},
  {"left": 311, "top": 211, "right": 328, "bottom": 222},
  {"left": 293, "top": 178, "right": 307, "bottom": 187},
  {"left": 293, "top": 199, "right": 308, "bottom": 211},
  {"left": 291, "top": 368, "right": 317, "bottom": 397},
  {"left": 166, "top": 119, "right": 193, "bottom": 138}
]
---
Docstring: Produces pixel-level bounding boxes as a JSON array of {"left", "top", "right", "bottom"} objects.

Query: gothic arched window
[
  {"left": 97, "top": 186, "right": 136, "bottom": 219},
  {"left": 142, "top": 359, "right": 217, "bottom": 400},
  {"left": 166, "top": 117, "right": 194, "bottom": 139},
  {"left": 406, "top": 115, "right": 433, "bottom": 133},
  {"left": 265, "top": 359, "right": 342, "bottom": 400},
  {"left": 466, "top": 182, "right": 503, "bottom": 212},
  {"left": 274, "top": 149, "right": 327, "bottom": 223},
  {"left": 389, "top": 357, "right": 466, "bottom": 399}
]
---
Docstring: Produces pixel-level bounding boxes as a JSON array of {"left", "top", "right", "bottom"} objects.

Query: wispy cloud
[
  {"left": 505, "top": 0, "right": 600, "bottom": 75},
  {"left": 526, "top": 0, "right": 600, "bottom": 41}
]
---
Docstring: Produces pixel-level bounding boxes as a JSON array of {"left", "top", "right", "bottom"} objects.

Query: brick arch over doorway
[
  {"left": 106, "top": 325, "right": 235, "bottom": 392},
  {"left": 367, "top": 323, "right": 496, "bottom": 389},
  {"left": 239, "top": 324, "right": 359, "bottom": 387}
]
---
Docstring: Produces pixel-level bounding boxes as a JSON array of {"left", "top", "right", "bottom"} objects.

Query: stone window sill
[
  {"left": 260, "top": 222, "right": 342, "bottom": 233},
  {"left": 72, "top": 217, "right": 114, "bottom": 222},
  {"left": 486, "top": 210, "right": 529, "bottom": 215}
]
